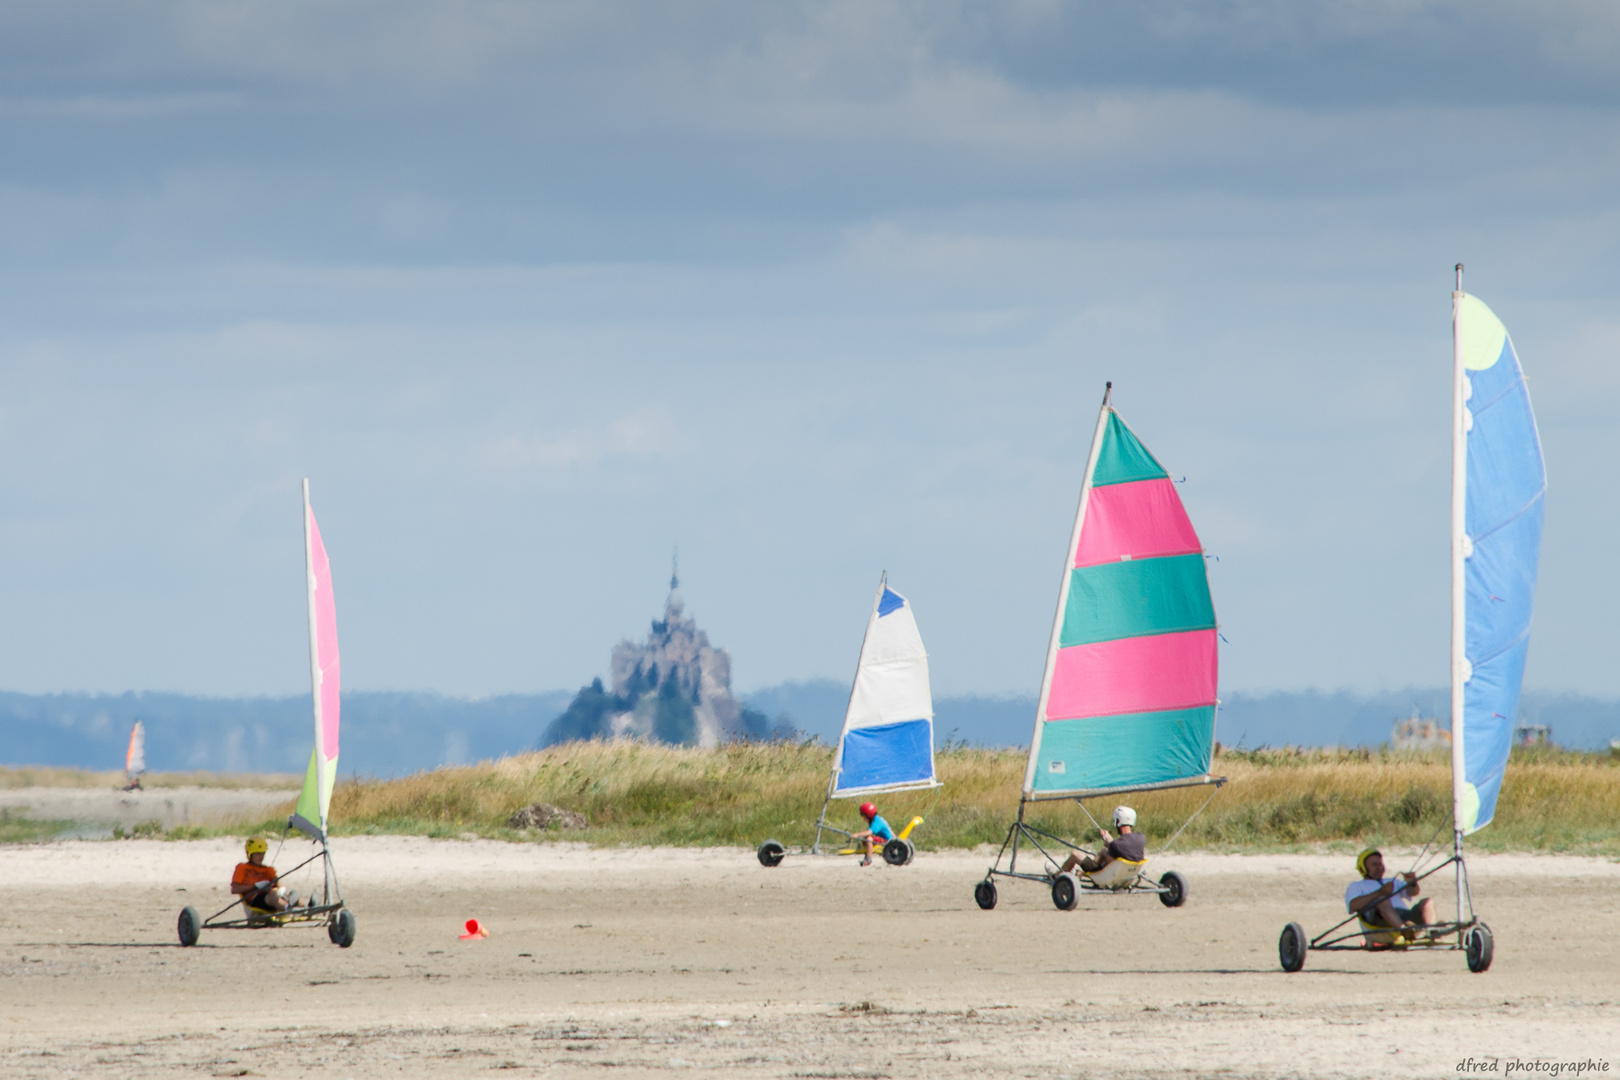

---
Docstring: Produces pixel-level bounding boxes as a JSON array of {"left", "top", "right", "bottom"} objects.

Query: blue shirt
[{"left": 868, "top": 814, "right": 895, "bottom": 841}]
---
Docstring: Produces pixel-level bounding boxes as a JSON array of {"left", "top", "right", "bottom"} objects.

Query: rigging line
[
  {"left": 1074, "top": 797, "right": 1104, "bottom": 836},
  {"left": 1156, "top": 785, "right": 1222, "bottom": 857},
  {"left": 1408, "top": 814, "right": 1451, "bottom": 878}
]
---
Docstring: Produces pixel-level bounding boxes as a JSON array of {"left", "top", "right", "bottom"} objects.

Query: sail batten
[
  {"left": 1024, "top": 393, "right": 1219, "bottom": 799},
  {"left": 829, "top": 578, "right": 937, "bottom": 798}
]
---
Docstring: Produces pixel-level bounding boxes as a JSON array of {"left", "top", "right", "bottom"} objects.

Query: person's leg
[
  {"left": 1078, "top": 853, "right": 1108, "bottom": 874},
  {"left": 1060, "top": 853, "right": 1080, "bottom": 875},
  {"left": 1372, "top": 899, "right": 1407, "bottom": 932},
  {"left": 1411, "top": 897, "right": 1437, "bottom": 925}
]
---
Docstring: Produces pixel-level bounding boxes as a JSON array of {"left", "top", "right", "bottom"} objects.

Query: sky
[{"left": 1, "top": 1, "right": 1617, "bottom": 700}]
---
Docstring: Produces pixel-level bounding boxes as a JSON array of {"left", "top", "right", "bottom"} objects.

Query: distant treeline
[{"left": 1, "top": 684, "right": 1615, "bottom": 776}]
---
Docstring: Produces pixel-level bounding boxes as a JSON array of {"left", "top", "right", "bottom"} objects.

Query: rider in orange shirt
[{"left": 232, "top": 838, "right": 296, "bottom": 912}]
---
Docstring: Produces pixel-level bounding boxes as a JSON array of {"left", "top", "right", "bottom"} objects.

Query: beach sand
[{"left": 0, "top": 838, "right": 1614, "bottom": 1078}]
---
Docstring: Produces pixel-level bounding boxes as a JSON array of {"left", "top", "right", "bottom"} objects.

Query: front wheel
[
  {"left": 328, "top": 908, "right": 357, "bottom": 948},
  {"left": 1465, "top": 923, "right": 1493, "bottom": 973},
  {"left": 1051, "top": 872, "right": 1080, "bottom": 911},
  {"left": 1158, "top": 870, "right": 1188, "bottom": 908},
  {"left": 882, "top": 837, "right": 914, "bottom": 867},
  {"left": 974, "top": 880, "right": 997, "bottom": 910},
  {"left": 177, "top": 906, "right": 201, "bottom": 947},
  {"left": 757, "top": 840, "right": 786, "bottom": 868},
  {"left": 1279, "top": 922, "right": 1306, "bottom": 972}
]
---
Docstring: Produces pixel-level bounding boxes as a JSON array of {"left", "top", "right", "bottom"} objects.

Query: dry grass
[{"left": 216, "top": 741, "right": 1620, "bottom": 855}]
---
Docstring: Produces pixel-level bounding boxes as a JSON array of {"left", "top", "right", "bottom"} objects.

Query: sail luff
[
  {"left": 1449, "top": 286, "right": 1469, "bottom": 844},
  {"left": 830, "top": 572, "right": 886, "bottom": 787},
  {"left": 1022, "top": 391, "right": 1113, "bottom": 796}
]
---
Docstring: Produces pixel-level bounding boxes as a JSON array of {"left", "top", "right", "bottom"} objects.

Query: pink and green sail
[
  {"left": 291, "top": 479, "right": 342, "bottom": 840},
  {"left": 1023, "top": 401, "right": 1219, "bottom": 797}
]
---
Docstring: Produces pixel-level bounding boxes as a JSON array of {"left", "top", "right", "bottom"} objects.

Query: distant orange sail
[{"left": 125, "top": 720, "right": 146, "bottom": 776}]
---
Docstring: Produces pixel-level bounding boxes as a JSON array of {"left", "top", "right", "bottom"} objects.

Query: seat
[
  {"left": 1356, "top": 914, "right": 1411, "bottom": 947},
  {"left": 1083, "top": 857, "right": 1147, "bottom": 890}
]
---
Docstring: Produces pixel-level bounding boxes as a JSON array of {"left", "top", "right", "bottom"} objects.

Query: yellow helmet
[
  {"left": 1356, "top": 848, "right": 1380, "bottom": 877},
  {"left": 244, "top": 837, "right": 268, "bottom": 856}
]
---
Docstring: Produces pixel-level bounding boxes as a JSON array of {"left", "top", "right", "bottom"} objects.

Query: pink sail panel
[
  {"left": 1046, "top": 629, "right": 1218, "bottom": 721},
  {"left": 307, "top": 506, "right": 341, "bottom": 763},
  {"left": 1072, "top": 478, "right": 1203, "bottom": 569}
]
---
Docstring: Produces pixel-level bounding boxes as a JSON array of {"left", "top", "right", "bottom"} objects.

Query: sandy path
[
  {"left": 0, "top": 786, "right": 295, "bottom": 830},
  {"left": 0, "top": 839, "right": 1614, "bottom": 1078}
]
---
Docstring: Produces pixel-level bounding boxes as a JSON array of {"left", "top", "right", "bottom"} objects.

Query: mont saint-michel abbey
[{"left": 543, "top": 562, "right": 782, "bottom": 748}]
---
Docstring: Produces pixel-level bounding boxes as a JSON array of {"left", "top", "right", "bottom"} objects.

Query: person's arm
[{"left": 1399, "top": 872, "right": 1420, "bottom": 898}]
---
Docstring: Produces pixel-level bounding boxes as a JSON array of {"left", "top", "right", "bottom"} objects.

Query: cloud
[{"left": 486, "top": 407, "right": 678, "bottom": 470}]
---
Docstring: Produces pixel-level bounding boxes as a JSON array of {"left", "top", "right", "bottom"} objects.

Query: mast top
[
  {"left": 665, "top": 547, "right": 684, "bottom": 619},
  {"left": 1455, "top": 263, "right": 1464, "bottom": 292}
]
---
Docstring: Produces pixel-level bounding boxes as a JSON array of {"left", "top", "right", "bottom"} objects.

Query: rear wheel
[
  {"left": 974, "top": 880, "right": 997, "bottom": 910},
  {"left": 757, "top": 840, "right": 786, "bottom": 868},
  {"left": 1279, "top": 922, "right": 1306, "bottom": 972},
  {"left": 882, "top": 837, "right": 914, "bottom": 866},
  {"left": 1158, "top": 870, "right": 1188, "bottom": 908},
  {"left": 177, "top": 906, "right": 201, "bottom": 947},
  {"left": 1465, "top": 923, "right": 1493, "bottom": 973},
  {"left": 1051, "top": 872, "right": 1080, "bottom": 911},
  {"left": 328, "top": 908, "right": 357, "bottom": 948}
]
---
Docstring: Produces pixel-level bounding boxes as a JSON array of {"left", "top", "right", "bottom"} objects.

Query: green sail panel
[
  {"left": 1058, "top": 553, "right": 1216, "bottom": 647},
  {"left": 1092, "top": 412, "right": 1169, "bottom": 488},
  {"left": 1032, "top": 706, "right": 1216, "bottom": 792}
]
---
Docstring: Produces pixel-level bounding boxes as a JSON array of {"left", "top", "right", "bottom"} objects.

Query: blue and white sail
[
  {"left": 830, "top": 576, "right": 938, "bottom": 796},
  {"left": 1451, "top": 289, "right": 1546, "bottom": 835}
]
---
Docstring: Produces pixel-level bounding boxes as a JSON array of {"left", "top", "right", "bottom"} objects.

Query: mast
[
  {"left": 303, "top": 478, "right": 327, "bottom": 838},
  {"left": 814, "top": 571, "right": 887, "bottom": 852},
  {"left": 1022, "top": 382, "right": 1113, "bottom": 796},
  {"left": 1449, "top": 265, "right": 1469, "bottom": 917}
]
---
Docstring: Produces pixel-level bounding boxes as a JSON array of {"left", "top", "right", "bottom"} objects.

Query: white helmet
[{"left": 1112, "top": 806, "right": 1136, "bottom": 828}]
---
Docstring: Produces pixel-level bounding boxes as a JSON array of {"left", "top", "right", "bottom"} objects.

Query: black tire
[
  {"left": 1279, "top": 922, "right": 1306, "bottom": 972},
  {"left": 1158, "top": 870, "right": 1188, "bottom": 908},
  {"left": 177, "top": 906, "right": 201, "bottom": 947},
  {"left": 974, "top": 880, "right": 997, "bottom": 910},
  {"left": 757, "top": 840, "right": 786, "bottom": 868},
  {"left": 1465, "top": 923, "right": 1493, "bottom": 973},
  {"left": 1051, "top": 871, "right": 1080, "bottom": 911},
  {"left": 881, "top": 837, "right": 914, "bottom": 867},
  {"left": 328, "top": 907, "right": 356, "bottom": 948}
]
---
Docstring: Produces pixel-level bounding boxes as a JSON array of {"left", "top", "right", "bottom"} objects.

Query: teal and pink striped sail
[{"left": 1023, "top": 398, "right": 1219, "bottom": 798}]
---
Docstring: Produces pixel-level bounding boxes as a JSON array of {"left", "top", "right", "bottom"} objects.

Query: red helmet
[{"left": 859, "top": 803, "right": 877, "bottom": 820}]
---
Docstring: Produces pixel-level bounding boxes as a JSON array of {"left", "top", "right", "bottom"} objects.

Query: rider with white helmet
[{"left": 1059, "top": 805, "right": 1146, "bottom": 876}]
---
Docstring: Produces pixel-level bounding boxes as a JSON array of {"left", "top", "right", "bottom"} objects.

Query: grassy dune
[{"left": 210, "top": 741, "right": 1620, "bottom": 855}]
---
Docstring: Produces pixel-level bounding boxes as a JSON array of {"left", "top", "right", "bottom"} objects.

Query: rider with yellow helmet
[{"left": 231, "top": 837, "right": 296, "bottom": 912}]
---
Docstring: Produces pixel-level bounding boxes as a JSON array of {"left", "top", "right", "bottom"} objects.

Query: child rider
[{"left": 851, "top": 802, "right": 895, "bottom": 867}]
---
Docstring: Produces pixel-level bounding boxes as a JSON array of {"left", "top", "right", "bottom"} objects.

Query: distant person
[
  {"left": 232, "top": 837, "right": 297, "bottom": 913},
  {"left": 1345, "top": 848, "right": 1435, "bottom": 938},
  {"left": 851, "top": 802, "right": 895, "bottom": 867},
  {"left": 1059, "top": 806, "right": 1146, "bottom": 876}
]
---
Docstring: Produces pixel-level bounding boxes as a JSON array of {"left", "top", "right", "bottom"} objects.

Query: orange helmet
[{"left": 859, "top": 803, "right": 877, "bottom": 820}]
